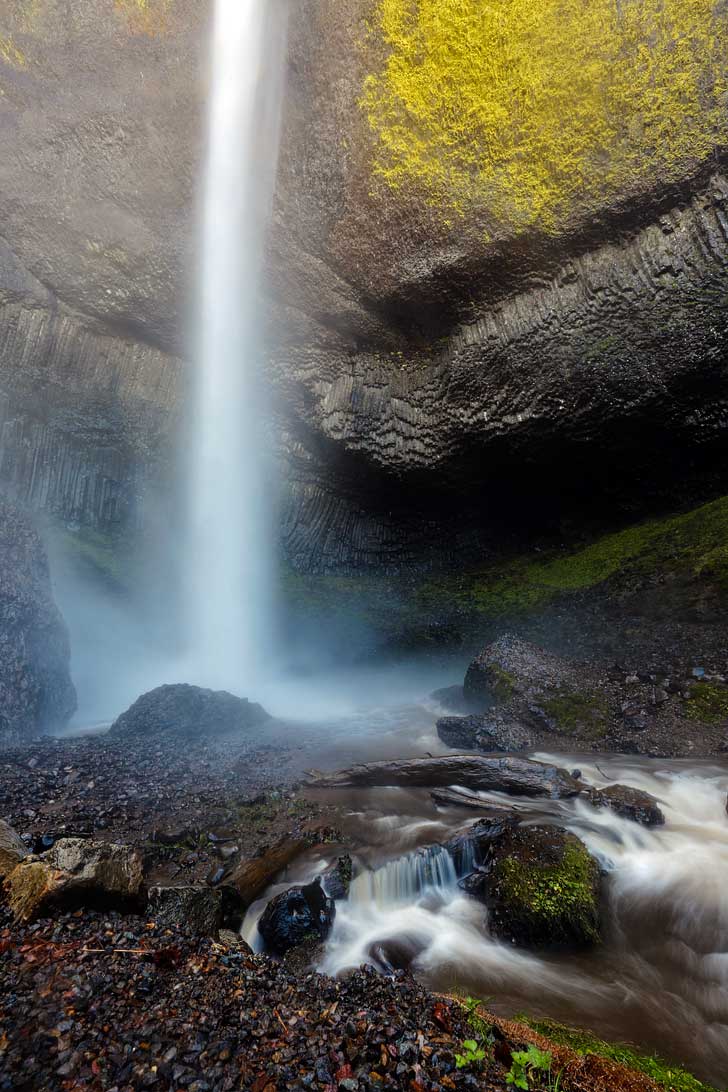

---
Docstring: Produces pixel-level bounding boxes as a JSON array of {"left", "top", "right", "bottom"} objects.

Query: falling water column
[{"left": 188, "top": 0, "right": 288, "bottom": 690}]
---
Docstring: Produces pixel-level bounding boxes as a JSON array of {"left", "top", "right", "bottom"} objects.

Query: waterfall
[
  {"left": 186, "top": 0, "right": 288, "bottom": 690},
  {"left": 349, "top": 845, "right": 459, "bottom": 909}
]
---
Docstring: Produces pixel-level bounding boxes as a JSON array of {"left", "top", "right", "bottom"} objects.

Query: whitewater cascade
[
  {"left": 186, "top": 0, "right": 288, "bottom": 689},
  {"left": 320, "top": 758, "right": 728, "bottom": 1086}
]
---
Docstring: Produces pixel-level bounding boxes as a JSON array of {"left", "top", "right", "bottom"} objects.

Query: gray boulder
[
  {"left": 462, "top": 636, "right": 613, "bottom": 745},
  {"left": 6, "top": 838, "right": 143, "bottom": 921},
  {"left": 588, "top": 784, "right": 665, "bottom": 826},
  {"left": 147, "top": 885, "right": 227, "bottom": 937},
  {"left": 110, "top": 684, "right": 270, "bottom": 739}
]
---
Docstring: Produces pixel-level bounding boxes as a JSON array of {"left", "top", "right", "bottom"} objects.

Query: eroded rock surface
[
  {"left": 0, "top": 496, "right": 76, "bottom": 743},
  {"left": 0, "top": 819, "right": 27, "bottom": 881}
]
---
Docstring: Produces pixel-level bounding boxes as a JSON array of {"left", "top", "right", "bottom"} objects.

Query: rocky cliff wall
[
  {"left": 0, "top": 495, "right": 76, "bottom": 742},
  {"left": 0, "top": 0, "right": 726, "bottom": 572}
]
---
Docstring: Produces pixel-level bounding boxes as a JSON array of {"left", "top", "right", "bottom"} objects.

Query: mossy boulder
[
  {"left": 483, "top": 826, "right": 601, "bottom": 948},
  {"left": 460, "top": 635, "right": 614, "bottom": 746}
]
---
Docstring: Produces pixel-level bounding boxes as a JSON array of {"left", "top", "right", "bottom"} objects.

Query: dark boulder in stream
[
  {"left": 307, "top": 755, "right": 582, "bottom": 798},
  {"left": 482, "top": 825, "right": 602, "bottom": 949},
  {"left": 258, "top": 877, "right": 335, "bottom": 956},
  {"left": 110, "top": 683, "right": 271, "bottom": 740},
  {"left": 437, "top": 711, "right": 534, "bottom": 752},
  {"left": 588, "top": 784, "right": 665, "bottom": 826}
]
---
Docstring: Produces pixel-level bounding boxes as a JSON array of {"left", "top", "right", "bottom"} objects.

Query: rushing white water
[
  {"left": 318, "top": 758, "right": 728, "bottom": 1085},
  {"left": 186, "top": 0, "right": 288, "bottom": 690}
]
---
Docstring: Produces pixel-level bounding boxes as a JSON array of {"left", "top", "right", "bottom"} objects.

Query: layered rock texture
[
  {"left": 0, "top": 1, "right": 727, "bottom": 570},
  {"left": 0, "top": 495, "right": 76, "bottom": 742}
]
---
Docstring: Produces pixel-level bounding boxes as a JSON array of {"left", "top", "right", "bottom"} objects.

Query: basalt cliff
[{"left": 0, "top": 0, "right": 727, "bottom": 575}]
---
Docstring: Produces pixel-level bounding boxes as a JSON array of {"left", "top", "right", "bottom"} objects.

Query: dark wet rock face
[
  {"left": 437, "top": 712, "right": 534, "bottom": 752},
  {"left": 110, "top": 684, "right": 271, "bottom": 740},
  {"left": 322, "top": 854, "right": 353, "bottom": 900},
  {"left": 258, "top": 877, "right": 335, "bottom": 956},
  {"left": 482, "top": 826, "right": 601, "bottom": 949},
  {"left": 0, "top": 496, "right": 76, "bottom": 744},
  {"left": 588, "top": 785, "right": 665, "bottom": 827},
  {"left": 147, "top": 885, "right": 229, "bottom": 938},
  {"left": 0, "top": 4, "right": 727, "bottom": 572}
]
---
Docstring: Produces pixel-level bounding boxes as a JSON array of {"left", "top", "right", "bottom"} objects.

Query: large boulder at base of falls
[
  {"left": 461, "top": 635, "right": 616, "bottom": 747},
  {"left": 307, "top": 755, "right": 582, "bottom": 798},
  {"left": 0, "top": 496, "right": 76, "bottom": 744},
  {"left": 5, "top": 838, "right": 144, "bottom": 922},
  {"left": 110, "top": 684, "right": 271, "bottom": 740},
  {"left": 0, "top": 819, "right": 28, "bottom": 881},
  {"left": 479, "top": 825, "right": 602, "bottom": 949},
  {"left": 257, "top": 877, "right": 335, "bottom": 956}
]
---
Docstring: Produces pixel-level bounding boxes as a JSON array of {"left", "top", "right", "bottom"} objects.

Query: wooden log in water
[
  {"left": 430, "top": 786, "right": 525, "bottom": 811},
  {"left": 306, "top": 755, "right": 581, "bottom": 799}
]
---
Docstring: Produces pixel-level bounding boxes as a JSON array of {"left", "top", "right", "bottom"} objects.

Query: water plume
[{"left": 186, "top": 0, "right": 288, "bottom": 690}]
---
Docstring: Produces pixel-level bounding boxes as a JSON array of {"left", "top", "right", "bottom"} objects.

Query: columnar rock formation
[
  {"left": 0, "top": 0, "right": 726, "bottom": 570},
  {"left": 0, "top": 495, "right": 76, "bottom": 742}
]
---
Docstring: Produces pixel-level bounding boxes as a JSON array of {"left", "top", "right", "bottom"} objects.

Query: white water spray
[{"left": 187, "top": 0, "right": 288, "bottom": 690}]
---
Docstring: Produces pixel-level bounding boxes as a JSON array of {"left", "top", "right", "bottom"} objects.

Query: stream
[{"left": 242, "top": 696, "right": 728, "bottom": 1086}]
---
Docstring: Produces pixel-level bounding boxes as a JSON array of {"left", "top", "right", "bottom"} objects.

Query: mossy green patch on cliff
[
  {"left": 418, "top": 494, "right": 728, "bottom": 620},
  {"left": 518, "top": 1018, "right": 719, "bottom": 1092},
  {"left": 493, "top": 840, "right": 600, "bottom": 945},
  {"left": 541, "top": 691, "right": 610, "bottom": 740},
  {"left": 0, "top": 35, "right": 26, "bottom": 67},
  {"left": 362, "top": 0, "right": 728, "bottom": 231},
  {"left": 114, "top": 0, "right": 172, "bottom": 36},
  {"left": 685, "top": 682, "right": 728, "bottom": 724}
]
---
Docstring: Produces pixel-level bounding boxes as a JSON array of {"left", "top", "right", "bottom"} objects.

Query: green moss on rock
[
  {"left": 489, "top": 828, "right": 601, "bottom": 948},
  {"left": 541, "top": 690, "right": 610, "bottom": 740},
  {"left": 418, "top": 493, "right": 728, "bottom": 621},
  {"left": 685, "top": 682, "right": 728, "bottom": 724},
  {"left": 520, "top": 1017, "right": 719, "bottom": 1092}
]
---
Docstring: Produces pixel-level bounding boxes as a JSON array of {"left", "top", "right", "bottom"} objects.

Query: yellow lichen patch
[
  {"left": 0, "top": 34, "right": 26, "bottom": 68},
  {"left": 361, "top": 0, "right": 728, "bottom": 232},
  {"left": 114, "top": 0, "right": 172, "bottom": 37}
]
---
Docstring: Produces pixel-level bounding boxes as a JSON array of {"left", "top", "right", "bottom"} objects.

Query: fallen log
[
  {"left": 430, "top": 787, "right": 525, "bottom": 811},
  {"left": 307, "top": 755, "right": 581, "bottom": 798},
  {"left": 228, "top": 837, "right": 308, "bottom": 908}
]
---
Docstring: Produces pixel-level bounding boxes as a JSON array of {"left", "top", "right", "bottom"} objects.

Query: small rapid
[{"left": 317, "top": 755, "right": 728, "bottom": 1085}]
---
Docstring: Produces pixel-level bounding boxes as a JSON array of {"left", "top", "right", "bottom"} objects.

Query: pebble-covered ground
[
  {"left": 0, "top": 908, "right": 512, "bottom": 1092},
  {"left": 0, "top": 733, "right": 325, "bottom": 888}
]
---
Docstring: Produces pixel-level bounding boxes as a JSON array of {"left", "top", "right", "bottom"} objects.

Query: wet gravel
[
  {"left": 0, "top": 733, "right": 322, "bottom": 887},
  {"left": 0, "top": 908, "right": 509, "bottom": 1092}
]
